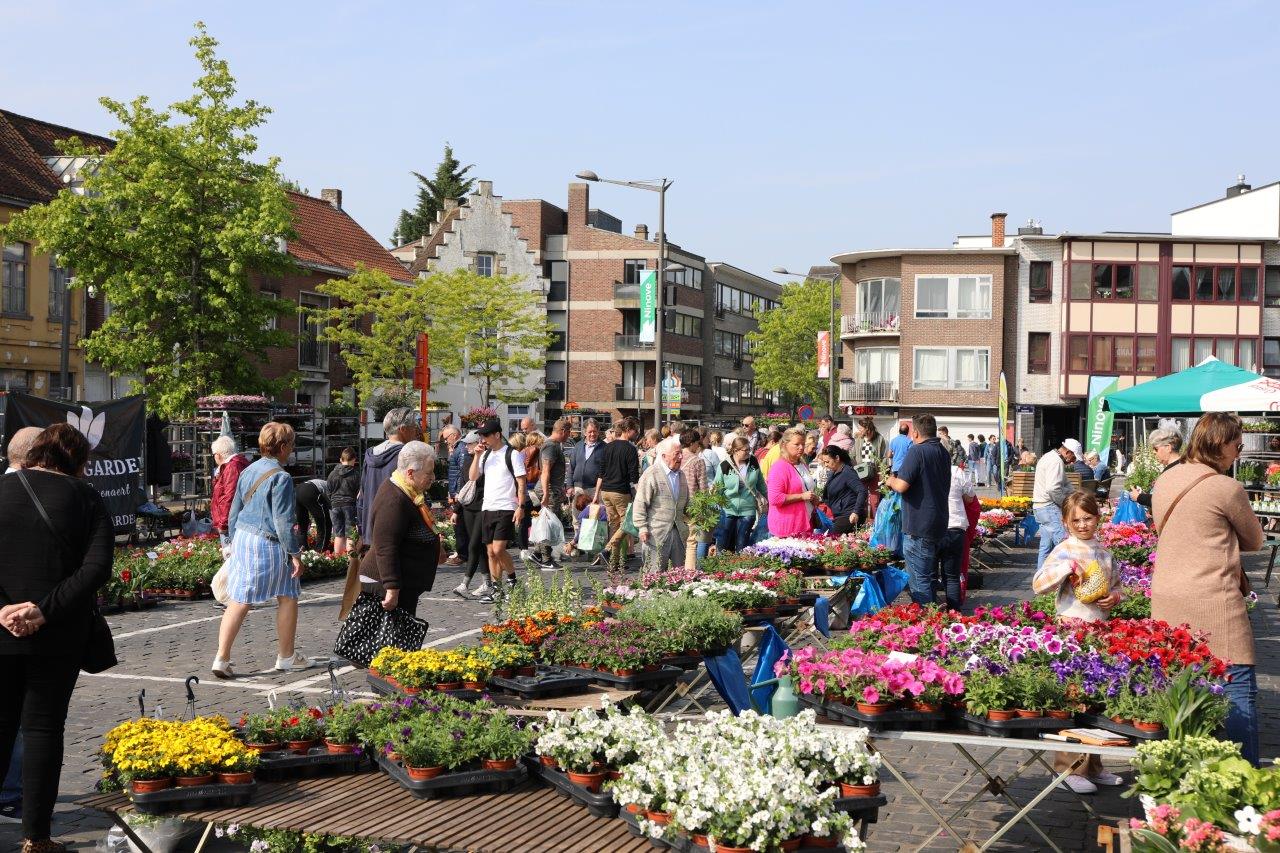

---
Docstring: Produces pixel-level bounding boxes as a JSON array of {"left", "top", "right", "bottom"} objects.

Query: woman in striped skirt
[{"left": 212, "top": 422, "right": 315, "bottom": 678}]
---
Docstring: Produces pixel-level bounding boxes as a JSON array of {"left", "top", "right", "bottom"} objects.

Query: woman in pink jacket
[{"left": 767, "top": 428, "right": 817, "bottom": 537}]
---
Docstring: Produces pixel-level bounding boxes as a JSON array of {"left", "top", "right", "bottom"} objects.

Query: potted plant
[
  {"left": 239, "top": 712, "right": 284, "bottom": 752},
  {"left": 277, "top": 708, "right": 324, "bottom": 754},
  {"left": 1235, "top": 461, "right": 1263, "bottom": 489},
  {"left": 324, "top": 703, "right": 363, "bottom": 754},
  {"left": 836, "top": 750, "right": 881, "bottom": 798},
  {"left": 1009, "top": 664, "right": 1046, "bottom": 718},
  {"left": 395, "top": 722, "right": 453, "bottom": 781},
  {"left": 218, "top": 748, "right": 258, "bottom": 785},
  {"left": 963, "top": 670, "right": 1015, "bottom": 721},
  {"left": 477, "top": 715, "right": 532, "bottom": 771}
]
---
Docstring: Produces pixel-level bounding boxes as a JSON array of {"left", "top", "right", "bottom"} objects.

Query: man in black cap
[{"left": 466, "top": 418, "right": 526, "bottom": 600}]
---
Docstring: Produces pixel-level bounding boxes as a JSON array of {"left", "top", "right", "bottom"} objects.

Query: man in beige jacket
[{"left": 632, "top": 437, "right": 689, "bottom": 572}]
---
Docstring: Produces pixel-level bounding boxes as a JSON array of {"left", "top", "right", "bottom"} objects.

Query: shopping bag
[
  {"left": 333, "top": 592, "right": 429, "bottom": 668},
  {"left": 530, "top": 507, "right": 566, "bottom": 547},
  {"left": 211, "top": 559, "right": 232, "bottom": 604},
  {"left": 578, "top": 504, "right": 609, "bottom": 554},
  {"left": 181, "top": 510, "right": 213, "bottom": 537},
  {"left": 868, "top": 491, "right": 902, "bottom": 556},
  {"left": 1111, "top": 493, "right": 1147, "bottom": 524}
]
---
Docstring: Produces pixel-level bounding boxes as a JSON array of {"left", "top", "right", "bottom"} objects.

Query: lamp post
[
  {"left": 576, "top": 170, "right": 672, "bottom": 428},
  {"left": 774, "top": 267, "right": 839, "bottom": 419}
]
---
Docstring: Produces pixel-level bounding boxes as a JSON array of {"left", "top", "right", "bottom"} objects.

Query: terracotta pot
[
  {"left": 1047, "top": 709, "right": 1073, "bottom": 720},
  {"left": 368, "top": 667, "right": 381, "bottom": 678},
  {"left": 325, "top": 740, "right": 358, "bottom": 754},
  {"left": 1111, "top": 715, "right": 1132, "bottom": 726},
  {"left": 707, "top": 841, "right": 753, "bottom": 853},
  {"left": 386, "top": 751, "right": 402, "bottom": 762},
  {"left": 517, "top": 665, "right": 537, "bottom": 677},
  {"left": 217, "top": 771, "right": 254, "bottom": 785},
  {"left": 1135, "top": 720, "right": 1163, "bottom": 732},
  {"left": 986, "top": 709, "right": 1016, "bottom": 721},
  {"left": 435, "top": 682, "right": 462, "bottom": 692},
  {"left": 493, "top": 667, "right": 514, "bottom": 678},
  {"left": 130, "top": 778, "right": 173, "bottom": 794},
  {"left": 567, "top": 769, "right": 605, "bottom": 792},
  {"left": 287, "top": 739, "right": 317, "bottom": 755},
  {"left": 692, "top": 834, "right": 710, "bottom": 848},
  {"left": 780, "top": 837, "right": 803, "bottom": 852},
  {"left": 839, "top": 780, "right": 881, "bottom": 798},
  {"left": 613, "top": 669, "right": 635, "bottom": 677},
  {"left": 406, "top": 765, "right": 444, "bottom": 781},
  {"left": 910, "top": 699, "right": 941, "bottom": 713},
  {"left": 802, "top": 834, "right": 840, "bottom": 849},
  {"left": 624, "top": 803, "right": 642, "bottom": 815},
  {"left": 246, "top": 742, "right": 282, "bottom": 753},
  {"left": 482, "top": 758, "right": 517, "bottom": 771},
  {"left": 856, "top": 701, "right": 894, "bottom": 715},
  {"left": 403, "top": 686, "right": 421, "bottom": 695},
  {"left": 606, "top": 769, "right": 623, "bottom": 780},
  {"left": 539, "top": 754, "right": 558, "bottom": 768},
  {"left": 175, "top": 774, "right": 215, "bottom": 787},
  {"left": 760, "top": 606, "right": 778, "bottom": 616},
  {"left": 1015, "top": 709, "right": 1044, "bottom": 718},
  {"left": 462, "top": 681, "right": 486, "bottom": 691},
  {"left": 645, "top": 809, "right": 671, "bottom": 826}
]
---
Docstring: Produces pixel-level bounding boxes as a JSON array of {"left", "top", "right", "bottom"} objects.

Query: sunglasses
[{"left": 1236, "top": 442, "right": 1245, "bottom": 453}]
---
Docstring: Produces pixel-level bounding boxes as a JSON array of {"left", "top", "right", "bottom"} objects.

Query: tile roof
[
  {"left": 285, "top": 191, "right": 414, "bottom": 282},
  {"left": 1, "top": 110, "right": 114, "bottom": 157},
  {"left": 406, "top": 205, "right": 462, "bottom": 276},
  {"left": 0, "top": 112, "right": 64, "bottom": 205}
]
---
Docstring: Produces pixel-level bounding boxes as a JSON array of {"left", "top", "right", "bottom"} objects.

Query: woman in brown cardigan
[
  {"left": 359, "top": 441, "right": 441, "bottom": 618},
  {"left": 1151, "top": 412, "right": 1263, "bottom": 765}
]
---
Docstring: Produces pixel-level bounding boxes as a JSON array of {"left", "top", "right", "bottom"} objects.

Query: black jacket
[
  {"left": 326, "top": 463, "right": 360, "bottom": 508},
  {"left": 596, "top": 440, "right": 640, "bottom": 494},
  {"left": 824, "top": 464, "right": 869, "bottom": 522}
]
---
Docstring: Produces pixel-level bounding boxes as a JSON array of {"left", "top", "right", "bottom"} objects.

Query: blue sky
[{"left": 6, "top": 1, "right": 1280, "bottom": 277}]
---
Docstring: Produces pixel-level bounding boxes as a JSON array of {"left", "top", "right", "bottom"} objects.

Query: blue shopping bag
[
  {"left": 875, "top": 566, "right": 909, "bottom": 604},
  {"left": 868, "top": 491, "right": 902, "bottom": 556},
  {"left": 750, "top": 624, "right": 791, "bottom": 714},
  {"left": 815, "top": 507, "right": 834, "bottom": 532},
  {"left": 849, "top": 570, "right": 887, "bottom": 617},
  {"left": 1111, "top": 493, "right": 1147, "bottom": 524},
  {"left": 750, "top": 510, "right": 772, "bottom": 544}
]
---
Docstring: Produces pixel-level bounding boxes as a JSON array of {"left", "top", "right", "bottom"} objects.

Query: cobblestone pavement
[{"left": 4, "top": 538, "right": 1277, "bottom": 852}]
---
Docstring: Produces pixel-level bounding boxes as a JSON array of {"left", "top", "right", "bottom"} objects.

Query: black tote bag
[{"left": 332, "top": 592, "right": 428, "bottom": 668}]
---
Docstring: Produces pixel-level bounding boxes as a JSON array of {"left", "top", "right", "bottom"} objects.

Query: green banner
[
  {"left": 638, "top": 269, "right": 657, "bottom": 344},
  {"left": 998, "top": 372, "right": 1007, "bottom": 486},
  {"left": 1086, "top": 375, "right": 1120, "bottom": 462}
]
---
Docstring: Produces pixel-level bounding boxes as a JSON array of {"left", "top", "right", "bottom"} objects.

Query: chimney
[
  {"left": 567, "top": 182, "right": 589, "bottom": 236},
  {"left": 321, "top": 188, "right": 343, "bottom": 210},
  {"left": 634, "top": 224, "right": 649, "bottom": 241},
  {"left": 1227, "top": 174, "right": 1252, "bottom": 198},
  {"left": 477, "top": 180, "right": 493, "bottom": 198},
  {"left": 990, "top": 212, "right": 1007, "bottom": 247}
]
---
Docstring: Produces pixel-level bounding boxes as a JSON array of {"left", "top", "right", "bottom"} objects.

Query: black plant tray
[
  {"left": 658, "top": 654, "right": 704, "bottom": 670},
  {"left": 962, "top": 712, "right": 1067, "bottom": 739},
  {"left": 129, "top": 781, "right": 256, "bottom": 815},
  {"left": 557, "top": 664, "right": 685, "bottom": 689},
  {"left": 365, "top": 673, "right": 483, "bottom": 701},
  {"left": 800, "top": 694, "right": 944, "bottom": 731},
  {"left": 1076, "top": 712, "right": 1165, "bottom": 741},
  {"left": 251, "top": 745, "right": 370, "bottom": 780},
  {"left": 524, "top": 755, "right": 618, "bottom": 818},
  {"left": 375, "top": 752, "right": 526, "bottom": 799},
  {"left": 488, "top": 666, "right": 595, "bottom": 699},
  {"left": 835, "top": 792, "right": 887, "bottom": 821}
]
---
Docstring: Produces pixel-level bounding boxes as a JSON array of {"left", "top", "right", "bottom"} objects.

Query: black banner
[{"left": 3, "top": 393, "right": 146, "bottom": 533}]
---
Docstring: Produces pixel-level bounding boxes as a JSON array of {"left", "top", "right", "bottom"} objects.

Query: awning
[{"left": 1102, "top": 358, "right": 1280, "bottom": 414}]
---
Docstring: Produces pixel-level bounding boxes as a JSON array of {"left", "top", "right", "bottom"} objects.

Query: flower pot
[
  {"left": 780, "top": 837, "right": 804, "bottom": 852},
  {"left": 856, "top": 701, "right": 894, "bottom": 715},
  {"left": 130, "top": 778, "right": 173, "bottom": 794},
  {"left": 839, "top": 781, "right": 881, "bottom": 798},
  {"left": 246, "top": 742, "right": 282, "bottom": 753},
  {"left": 406, "top": 765, "right": 444, "bottom": 781},
  {"left": 910, "top": 699, "right": 941, "bottom": 713},
  {"left": 217, "top": 771, "right": 254, "bottom": 785},
  {"left": 435, "top": 682, "right": 462, "bottom": 692},
  {"left": 760, "top": 606, "right": 778, "bottom": 616},
  {"left": 493, "top": 667, "right": 514, "bottom": 679},
  {"left": 708, "top": 841, "right": 753, "bottom": 853},
  {"left": 403, "top": 686, "right": 421, "bottom": 695},
  {"left": 368, "top": 667, "right": 381, "bottom": 678},
  {"left": 692, "top": 834, "right": 710, "bottom": 848},
  {"left": 1047, "top": 709, "right": 1073, "bottom": 720},
  {"left": 386, "top": 751, "right": 402, "bottom": 762},
  {"left": 1015, "top": 709, "right": 1044, "bottom": 718},
  {"left": 1111, "top": 715, "right": 1132, "bottom": 726},
  {"left": 567, "top": 769, "right": 605, "bottom": 792},
  {"left": 517, "top": 665, "right": 537, "bottom": 677},
  {"left": 482, "top": 758, "right": 517, "bottom": 771},
  {"left": 802, "top": 834, "right": 840, "bottom": 849},
  {"left": 539, "top": 754, "right": 558, "bottom": 768},
  {"left": 613, "top": 669, "right": 635, "bottom": 677},
  {"left": 175, "top": 773, "right": 215, "bottom": 787},
  {"left": 462, "top": 681, "right": 486, "bottom": 691},
  {"left": 1135, "top": 720, "right": 1163, "bottom": 732},
  {"left": 645, "top": 809, "right": 671, "bottom": 826},
  {"left": 325, "top": 740, "right": 358, "bottom": 754},
  {"left": 287, "top": 739, "right": 318, "bottom": 755},
  {"left": 606, "top": 769, "right": 623, "bottom": 781},
  {"left": 624, "top": 803, "right": 642, "bottom": 815},
  {"left": 986, "top": 709, "right": 1016, "bottom": 721}
]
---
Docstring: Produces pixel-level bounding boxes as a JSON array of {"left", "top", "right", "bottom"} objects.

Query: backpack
[
  {"left": 481, "top": 445, "right": 517, "bottom": 485},
  {"left": 524, "top": 448, "right": 541, "bottom": 486}
]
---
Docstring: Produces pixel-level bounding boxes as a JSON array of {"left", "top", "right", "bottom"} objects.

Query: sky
[{"left": 6, "top": 1, "right": 1280, "bottom": 278}]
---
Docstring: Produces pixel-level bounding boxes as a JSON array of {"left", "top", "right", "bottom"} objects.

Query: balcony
[
  {"left": 840, "top": 380, "right": 898, "bottom": 403},
  {"left": 613, "top": 281, "right": 640, "bottom": 307},
  {"left": 840, "top": 312, "right": 900, "bottom": 338},
  {"left": 615, "top": 384, "right": 647, "bottom": 402},
  {"left": 547, "top": 281, "right": 567, "bottom": 303},
  {"left": 546, "top": 380, "right": 565, "bottom": 402},
  {"left": 614, "top": 333, "right": 656, "bottom": 359}
]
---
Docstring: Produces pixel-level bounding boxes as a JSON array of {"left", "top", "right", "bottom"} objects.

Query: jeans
[
  {"left": 902, "top": 533, "right": 940, "bottom": 606},
  {"left": 1224, "top": 664, "right": 1259, "bottom": 766},
  {"left": 936, "top": 527, "right": 967, "bottom": 611},
  {"left": 462, "top": 505, "right": 487, "bottom": 584},
  {"left": 0, "top": 655, "right": 81, "bottom": 840},
  {"left": 716, "top": 514, "right": 757, "bottom": 553},
  {"left": 454, "top": 505, "right": 469, "bottom": 562},
  {"left": 1033, "top": 505, "right": 1067, "bottom": 570}
]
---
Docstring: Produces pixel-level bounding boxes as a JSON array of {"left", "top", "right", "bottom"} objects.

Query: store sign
[
  {"left": 816, "top": 331, "right": 831, "bottom": 379},
  {"left": 661, "top": 369, "right": 682, "bottom": 415},
  {"left": 638, "top": 270, "right": 658, "bottom": 343},
  {"left": 1086, "top": 375, "right": 1119, "bottom": 464}
]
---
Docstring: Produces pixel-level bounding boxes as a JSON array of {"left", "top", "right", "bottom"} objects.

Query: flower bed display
[
  {"left": 739, "top": 534, "right": 896, "bottom": 574},
  {"left": 298, "top": 549, "right": 351, "bottom": 580},
  {"left": 368, "top": 647, "right": 493, "bottom": 691},
  {"left": 977, "top": 508, "right": 1016, "bottom": 536},
  {"left": 480, "top": 608, "right": 603, "bottom": 655},
  {"left": 978, "top": 496, "right": 1031, "bottom": 513},
  {"left": 779, "top": 646, "right": 964, "bottom": 713},
  {"left": 117, "top": 534, "right": 222, "bottom": 597},
  {"left": 100, "top": 716, "right": 258, "bottom": 796}
]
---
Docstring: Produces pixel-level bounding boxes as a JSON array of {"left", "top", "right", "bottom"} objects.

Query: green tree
[
  {"left": 747, "top": 278, "right": 833, "bottom": 410},
  {"left": 1, "top": 22, "right": 294, "bottom": 418},
  {"left": 390, "top": 143, "right": 475, "bottom": 246}
]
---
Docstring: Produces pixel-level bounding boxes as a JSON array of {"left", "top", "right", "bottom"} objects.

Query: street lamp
[
  {"left": 576, "top": 170, "right": 673, "bottom": 428},
  {"left": 774, "top": 266, "right": 839, "bottom": 419}
]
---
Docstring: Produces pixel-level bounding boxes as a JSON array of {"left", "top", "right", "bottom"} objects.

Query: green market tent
[{"left": 1103, "top": 357, "right": 1279, "bottom": 414}]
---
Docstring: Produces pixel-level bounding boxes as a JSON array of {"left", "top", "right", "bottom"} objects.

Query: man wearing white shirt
[
  {"left": 468, "top": 418, "right": 526, "bottom": 601},
  {"left": 935, "top": 463, "right": 977, "bottom": 610},
  {"left": 1033, "top": 438, "right": 1080, "bottom": 569}
]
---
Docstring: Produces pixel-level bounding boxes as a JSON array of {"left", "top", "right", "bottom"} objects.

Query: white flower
[{"left": 1236, "top": 805, "right": 1262, "bottom": 836}]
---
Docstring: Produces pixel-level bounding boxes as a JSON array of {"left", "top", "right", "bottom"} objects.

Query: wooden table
[{"left": 82, "top": 772, "right": 653, "bottom": 853}]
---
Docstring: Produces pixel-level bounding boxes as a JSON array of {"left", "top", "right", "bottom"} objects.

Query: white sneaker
[
  {"left": 451, "top": 581, "right": 470, "bottom": 598},
  {"left": 1062, "top": 774, "right": 1097, "bottom": 795},
  {"left": 211, "top": 657, "right": 235, "bottom": 679},
  {"left": 519, "top": 549, "right": 532, "bottom": 562},
  {"left": 274, "top": 651, "right": 318, "bottom": 672},
  {"left": 1088, "top": 771, "right": 1124, "bottom": 787},
  {"left": 471, "top": 581, "right": 494, "bottom": 597}
]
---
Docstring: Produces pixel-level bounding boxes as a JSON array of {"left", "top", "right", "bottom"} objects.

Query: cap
[
  {"left": 462, "top": 430, "right": 481, "bottom": 445},
  {"left": 1061, "top": 438, "right": 1083, "bottom": 456},
  {"left": 476, "top": 418, "right": 503, "bottom": 437}
]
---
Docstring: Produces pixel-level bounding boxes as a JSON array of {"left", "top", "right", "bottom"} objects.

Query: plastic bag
[
  {"left": 530, "top": 507, "right": 565, "bottom": 547},
  {"left": 578, "top": 504, "right": 609, "bottom": 553},
  {"left": 868, "top": 491, "right": 903, "bottom": 556},
  {"left": 180, "top": 510, "right": 212, "bottom": 538},
  {"left": 1111, "top": 493, "right": 1147, "bottom": 524}
]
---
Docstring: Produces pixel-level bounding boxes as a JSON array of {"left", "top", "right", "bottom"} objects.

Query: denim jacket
[
  {"left": 228, "top": 457, "right": 300, "bottom": 554},
  {"left": 447, "top": 441, "right": 469, "bottom": 496}
]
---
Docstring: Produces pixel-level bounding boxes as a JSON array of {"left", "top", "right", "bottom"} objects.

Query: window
[
  {"left": 3, "top": 242, "right": 28, "bottom": 315},
  {"left": 48, "top": 260, "right": 69, "bottom": 322},
  {"left": 1241, "top": 267, "right": 1259, "bottom": 302},
  {"left": 545, "top": 260, "right": 568, "bottom": 301},
  {"left": 857, "top": 277, "right": 901, "bottom": 320},
  {"left": 1239, "top": 338, "right": 1257, "bottom": 371},
  {"left": 1093, "top": 264, "right": 1113, "bottom": 299},
  {"left": 1193, "top": 338, "right": 1213, "bottom": 364},
  {"left": 623, "top": 259, "right": 647, "bottom": 285},
  {"left": 663, "top": 312, "right": 702, "bottom": 338},
  {"left": 261, "top": 291, "right": 280, "bottom": 330},
  {"left": 1172, "top": 266, "right": 1192, "bottom": 300},
  {"left": 1027, "top": 333, "right": 1050, "bottom": 374},
  {"left": 1176, "top": 264, "right": 1260, "bottom": 303},
  {"left": 1216, "top": 267, "right": 1235, "bottom": 301},
  {"left": 475, "top": 253, "right": 494, "bottom": 277},
  {"left": 1138, "top": 265, "right": 1159, "bottom": 301},
  {"left": 298, "top": 294, "right": 329, "bottom": 370},
  {"left": 1194, "top": 267, "right": 1214, "bottom": 301},
  {"left": 664, "top": 361, "right": 702, "bottom": 387},
  {"left": 854, "top": 347, "right": 898, "bottom": 384},
  {"left": 0, "top": 368, "right": 30, "bottom": 391},
  {"left": 689, "top": 268, "right": 703, "bottom": 290},
  {"left": 548, "top": 330, "right": 566, "bottom": 352},
  {"left": 48, "top": 371, "right": 74, "bottom": 400},
  {"left": 1266, "top": 267, "right": 1280, "bottom": 307},
  {"left": 1092, "top": 335, "right": 1114, "bottom": 372},
  {"left": 912, "top": 347, "right": 989, "bottom": 390},
  {"left": 914, "top": 275, "right": 991, "bottom": 319},
  {"left": 621, "top": 362, "right": 646, "bottom": 397},
  {"left": 1171, "top": 337, "right": 1191, "bottom": 372},
  {"left": 1028, "top": 262, "right": 1051, "bottom": 303},
  {"left": 1114, "top": 336, "right": 1135, "bottom": 373},
  {"left": 715, "top": 330, "right": 743, "bottom": 359},
  {"left": 1137, "top": 336, "right": 1157, "bottom": 373},
  {"left": 1087, "top": 263, "right": 1142, "bottom": 300},
  {"left": 1070, "top": 263, "right": 1092, "bottom": 300},
  {"left": 1265, "top": 339, "right": 1280, "bottom": 379},
  {"left": 1069, "top": 336, "right": 1089, "bottom": 372}
]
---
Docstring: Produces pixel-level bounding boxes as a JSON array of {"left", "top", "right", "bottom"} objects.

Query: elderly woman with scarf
[{"left": 359, "top": 441, "right": 441, "bottom": 617}]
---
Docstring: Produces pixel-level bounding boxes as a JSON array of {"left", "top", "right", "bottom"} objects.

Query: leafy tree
[
  {"left": 314, "top": 267, "right": 553, "bottom": 407},
  {"left": 1, "top": 22, "right": 294, "bottom": 418},
  {"left": 747, "top": 278, "right": 833, "bottom": 409},
  {"left": 390, "top": 144, "right": 474, "bottom": 246}
]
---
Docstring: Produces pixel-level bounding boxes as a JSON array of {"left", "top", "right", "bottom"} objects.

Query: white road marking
[
  {"left": 111, "top": 613, "right": 224, "bottom": 640},
  {"left": 81, "top": 670, "right": 374, "bottom": 698},
  {"left": 424, "top": 627, "right": 482, "bottom": 647}
]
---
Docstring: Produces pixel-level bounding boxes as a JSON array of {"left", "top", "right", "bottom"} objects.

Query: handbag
[
  {"left": 213, "top": 467, "right": 285, "bottom": 607},
  {"left": 455, "top": 478, "right": 478, "bottom": 507},
  {"left": 332, "top": 591, "right": 429, "bottom": 668},
  {"left": 15, "top": 470, "right": 117, "bottom": 673},
  {"left": 578, "top": 503, "right": 609, "bottom": 553}
]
